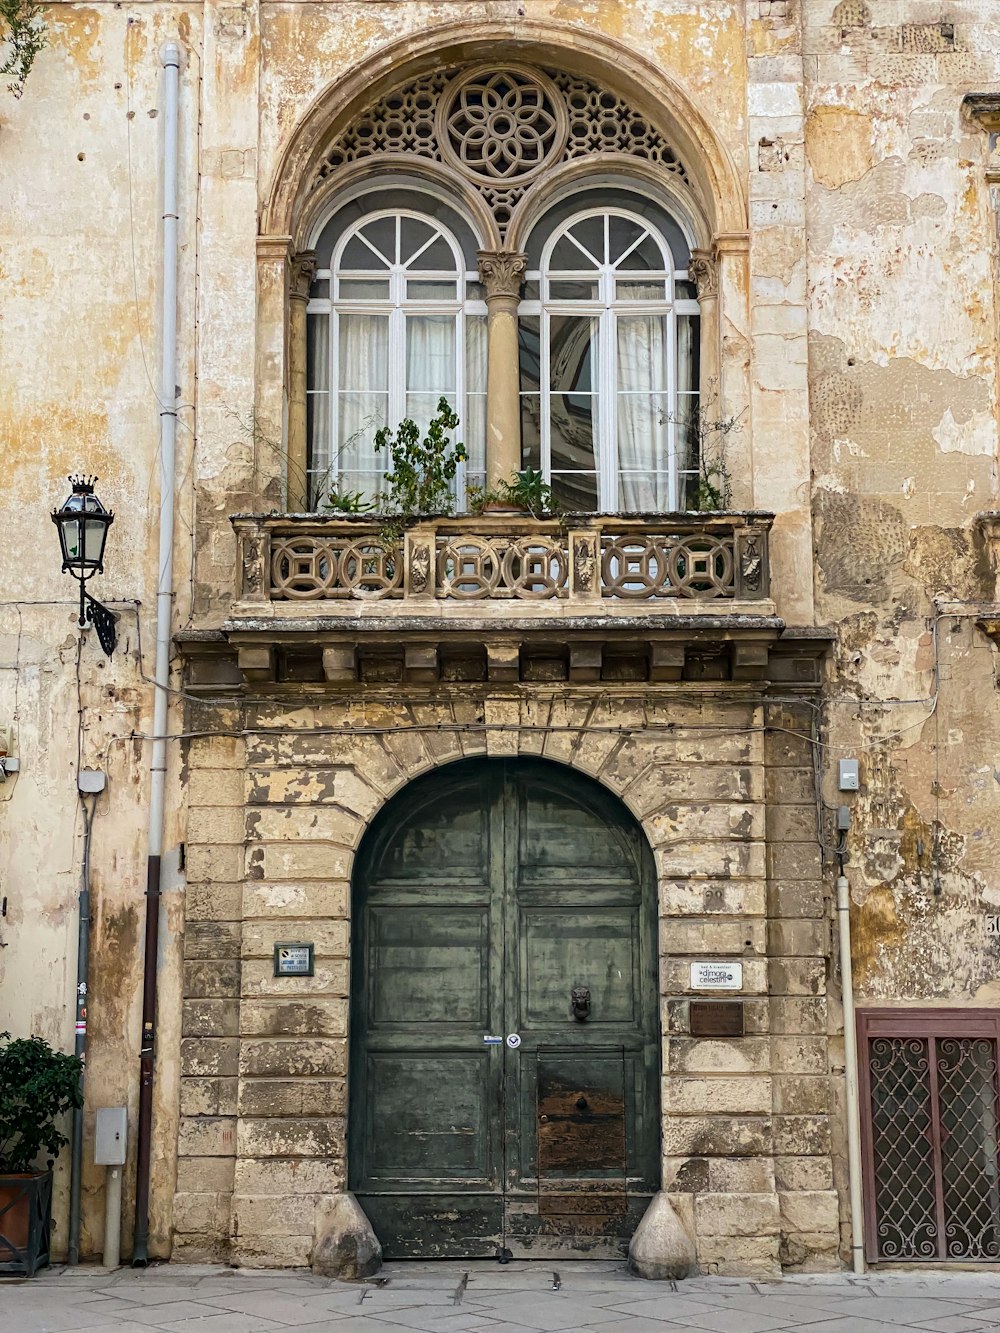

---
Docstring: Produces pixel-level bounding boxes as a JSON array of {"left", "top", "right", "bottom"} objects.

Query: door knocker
[{"left": 571, "top": 985, "right": 591, "bottom": 1021}]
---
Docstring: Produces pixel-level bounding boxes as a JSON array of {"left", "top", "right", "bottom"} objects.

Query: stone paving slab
[{"left": 4, "top": 1262, "right": 1000, "bottom": 1333}]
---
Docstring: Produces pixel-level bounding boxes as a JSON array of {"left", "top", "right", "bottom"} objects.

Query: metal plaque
[
  {"left": 690, "top": 960, "right": 743, "bottom": 991},
  {"left": 274, "top": 942, "right": 314, "bottom": 977},
  {"left": 689, "top": 1000, "right": 745, "bottom": 1038}
]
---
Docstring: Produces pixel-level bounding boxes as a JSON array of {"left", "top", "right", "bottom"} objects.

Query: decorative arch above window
[
  {"left": 313, "top": 65, "right": 692, "bottom": 242},
  {"left": 290, "top": 62, "right": 719, "bottom": 515}
]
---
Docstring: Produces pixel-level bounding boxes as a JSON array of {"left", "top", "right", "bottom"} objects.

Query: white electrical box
[
  {"left": 838, "top": 758, "right": 859, "bottom": 791},
  {"left": 95, "top": 1107, "right": 127, "bottom": 1165}
]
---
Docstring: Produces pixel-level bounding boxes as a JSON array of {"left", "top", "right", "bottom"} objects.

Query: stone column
[
  {"left": 255, "top": 234, "right": 293, "bottom": 504},
  {"left": 690, "top": 248, "right": 720, "bottom": 408},
  {"left": 477, "top": 250, "right": 527, "bottom": 487},
  {"left": 286, "top": 251, "right": 316, "bottom": 511}
]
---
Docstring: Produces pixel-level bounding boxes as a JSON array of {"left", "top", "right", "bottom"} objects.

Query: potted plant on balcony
[
  {"left": 373, "top": 398, "right": 468, "bottom": 520},
  {"left": 0, "top": 1033, "right": 83, "bottom": 1275},
  {"left": 468, "top": 468, "right": 557, "bottom": 519}
]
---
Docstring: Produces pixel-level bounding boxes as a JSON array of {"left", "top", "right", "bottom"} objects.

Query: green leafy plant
[
  {"left": 666, "top": 385, "right": 743, "bottom": 512},
  {"left": 0, "top": 1034, "right": 83, "bottom": 1173},
  {"left": 373, "top": 398, "right": 468, "bottom": 518},
  {"left": 467, "top": 468, "right": 557, "bottom": 518},
  {"left": 1, "top": 0, "right": 46, "bottom": 98},
  {"left": 323, "top": 487, "right": 375, "bottom": 515}
]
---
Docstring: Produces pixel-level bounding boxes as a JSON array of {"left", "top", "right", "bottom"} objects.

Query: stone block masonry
[{"left": 174, "top": 684, "right": 834, "bottom": 1275}]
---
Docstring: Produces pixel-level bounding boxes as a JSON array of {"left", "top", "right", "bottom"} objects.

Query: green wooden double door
[{"left": 349, "top": 758, "right": 660, "bottom": 1259}]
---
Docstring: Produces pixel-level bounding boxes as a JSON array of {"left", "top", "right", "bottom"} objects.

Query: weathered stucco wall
[
  {"left": 803, "top": 0, "right": 1000, "bottom": 1006},
  {"left": 0, "top": 4, "right": 200, "bottom": 1257},
  {"left": 1, "top": 0, "right": 999, "bottom": 1273}
]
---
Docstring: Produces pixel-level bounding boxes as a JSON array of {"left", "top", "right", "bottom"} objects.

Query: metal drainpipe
[
  {"left": 67, "top": 792, "right": 96, "bottom": 1265},
  {"left": 132, "top": 38, "right": 181, "bottom": 1267},
  {"left": 836, "top": 867, "right": 866, "bottom": 1274}
]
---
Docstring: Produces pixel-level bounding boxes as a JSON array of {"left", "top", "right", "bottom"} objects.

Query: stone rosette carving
[
  {"left": 438, "top": 66, "right": 567, "bottom": 184},
  {"left": 318, "top": 65, "right": 689, "bottom": 242}
]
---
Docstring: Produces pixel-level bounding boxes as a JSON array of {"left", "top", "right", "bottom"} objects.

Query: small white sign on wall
[{"left": 690, "top": 961, "right": 743, "bottom": 991}]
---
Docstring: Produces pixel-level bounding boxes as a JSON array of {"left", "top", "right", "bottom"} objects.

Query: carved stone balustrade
[
  {"left": 231, "top": 512, "right": 773, "bottom": 612},
  {"left": 177, "top": 512, "right": 785, "bottom": 691}
]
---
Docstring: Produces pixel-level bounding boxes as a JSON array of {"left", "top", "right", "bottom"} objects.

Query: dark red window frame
[{"left": 857, "top": 1008, "right": 1000, "bottom": 1263}]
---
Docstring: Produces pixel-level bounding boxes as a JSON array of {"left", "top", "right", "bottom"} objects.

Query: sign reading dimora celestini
[{"left": 690, "top": 961, "right": 743, "bottom": 991}]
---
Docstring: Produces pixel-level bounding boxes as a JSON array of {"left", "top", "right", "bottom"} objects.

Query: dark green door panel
[{"left": 349, "top": 758, "right": 659, "bottom": 1259}]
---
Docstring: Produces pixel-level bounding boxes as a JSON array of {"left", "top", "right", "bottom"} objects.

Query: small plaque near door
[
  {"left": 690, "top": 960, "right": 743, "bottom": 990},
  {"left": 274, "top": 942, "right": 314, "bottom": 977},
  {"left": 690, "top": 1000, "right": 744, "bottom": 1038}
]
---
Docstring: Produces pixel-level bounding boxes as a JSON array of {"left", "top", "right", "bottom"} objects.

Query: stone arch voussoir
[{"left": 262, "top": 19, "right": 747, "bottom": 248}]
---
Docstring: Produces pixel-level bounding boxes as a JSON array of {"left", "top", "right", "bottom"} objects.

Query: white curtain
[
  {"left": 337, "top": 313, "right": 389, "bottom": 496},
  {"left": 464, "top": 315, "right": 488, "bottom": 488},
  {"left": 616, "top": 313, "right": 667, "bottom": 510},
  {"left": 306, "top": 314, "right": 330, "bottom": 507},
  {"left": 405, "top": 314, "right": 456, "bottom": 433}
]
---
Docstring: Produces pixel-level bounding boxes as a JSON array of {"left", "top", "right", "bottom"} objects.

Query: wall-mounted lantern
[{"left": 51, "top": 476, "right": 118, "bottom": 657}]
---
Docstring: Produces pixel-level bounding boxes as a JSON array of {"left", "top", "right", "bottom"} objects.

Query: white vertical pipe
[
  {"left": 837, "top": 872, "right": 866, "bottom": 1274},
  {"left": 152, "top": 38, "right": 180, "bottom": 796},
  {"left": 133, "top": 39, "right": 180, "bottom": 1265},
  {"left": 103, "top": 1167, "right": 122, "bottom": 1269}
]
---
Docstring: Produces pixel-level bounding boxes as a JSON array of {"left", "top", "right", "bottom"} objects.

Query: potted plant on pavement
[{"left": 0, "top": 1033, "right": 83, "bottom": 1275}]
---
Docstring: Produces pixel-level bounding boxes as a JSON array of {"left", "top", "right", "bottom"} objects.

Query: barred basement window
[{"left": 858, "top": 1009, "right": 1000, "bottom": 1262}]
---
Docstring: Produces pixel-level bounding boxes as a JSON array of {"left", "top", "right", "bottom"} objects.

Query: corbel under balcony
[
  {"left": 963, "top": 95, "right": 1000, "bottom": 184},
  {"left": 176, "top": 511, "right": 791, "bottom": 692}
]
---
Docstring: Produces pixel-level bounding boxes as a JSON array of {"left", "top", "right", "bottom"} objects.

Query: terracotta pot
[{"left": 481, "top": 501, "right": 526, "bottom": 515}]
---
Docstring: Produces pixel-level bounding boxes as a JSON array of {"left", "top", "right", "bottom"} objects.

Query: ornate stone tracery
[
  {"left": 315, "top": 64, "right": 691, "bottom": 241},
  {"left": 440, "top": 68, "right": 565, "bottom": 183}
]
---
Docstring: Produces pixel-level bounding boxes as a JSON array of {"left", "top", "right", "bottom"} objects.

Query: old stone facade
[{"left": 2, "top": 0, "right": 1000, "bottom": 1279}]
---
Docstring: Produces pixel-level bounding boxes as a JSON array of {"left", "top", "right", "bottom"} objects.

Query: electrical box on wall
[
  {"left": 838, "top": 758, "right": 860, "bottom": 791},
  {"left": 94, "top": 1107, "right": 127, "bottom": 1165}
]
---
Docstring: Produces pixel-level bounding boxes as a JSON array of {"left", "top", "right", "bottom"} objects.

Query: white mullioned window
[
  {"left": 306, "top": 206, "right": 487, "bottom": 508},
  {"left": 518, "top": 204, "right": 700, "bottom": 512}
]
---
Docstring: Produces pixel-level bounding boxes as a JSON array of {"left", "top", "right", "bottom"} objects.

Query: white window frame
[
  {"left": 520, "top": 206, "right": 700, "bottom": 512},
  {"left": 306, "top": 209, "right": 488, "bottom": 505}
]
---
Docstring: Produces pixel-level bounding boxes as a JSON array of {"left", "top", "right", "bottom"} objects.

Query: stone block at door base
[
  {"left": 628, "top": 1191, "right": 696, "bottom": 1280},
  {"left": 312, "top": 1192, "right": 382, "bottom": 1280}
]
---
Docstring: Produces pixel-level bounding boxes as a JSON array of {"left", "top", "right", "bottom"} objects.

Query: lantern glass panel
[{"left": 82, "top": 515, "right": 108, "bottom": 566}]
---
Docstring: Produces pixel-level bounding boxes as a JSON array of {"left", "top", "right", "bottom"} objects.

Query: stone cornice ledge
[{"left": 963, "top": 94, "right": 1000, "bottom": 132}]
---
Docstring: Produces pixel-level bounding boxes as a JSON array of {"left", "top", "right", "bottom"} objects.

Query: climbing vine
[{"left": 1, "top": 0, "right": 47, "bottom": 98}]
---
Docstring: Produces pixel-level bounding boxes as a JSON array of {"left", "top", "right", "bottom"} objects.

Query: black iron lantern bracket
[{"left": 51, "top": 476, "right": 119, "bottom": 658}]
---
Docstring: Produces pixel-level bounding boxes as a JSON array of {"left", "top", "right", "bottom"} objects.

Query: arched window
[
  {"left": 306, "top": 194, "right": 487, "bottom": 508},
  {"left": 519, "top": 195, "right": 699, "bottom": 512},
  {"left": 300, "top": 67, "right": 709, "bottom": 514}
]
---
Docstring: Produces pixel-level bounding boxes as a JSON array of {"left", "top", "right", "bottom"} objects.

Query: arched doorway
[{"left": 349, "top": 757, "right": 660, "bottom": 1259}]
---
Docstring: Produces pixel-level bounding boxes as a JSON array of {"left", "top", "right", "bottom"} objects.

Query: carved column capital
[
  {"left": 477, "top": 250, "right": 528, "bottom": 303},
  {"left": 690, "top": 248, "right": 718, "bottom": 301},
  {"left": 289, "top": 250, "right": 317, "bottom": 303}
]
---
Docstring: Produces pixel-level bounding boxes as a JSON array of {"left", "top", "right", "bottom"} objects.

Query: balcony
[
  {"left": 172, "top": 512, "right": 784, "bottom": 690},
  {"left": 231, "top": 512, "right": 774, "bottom": 612}
]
